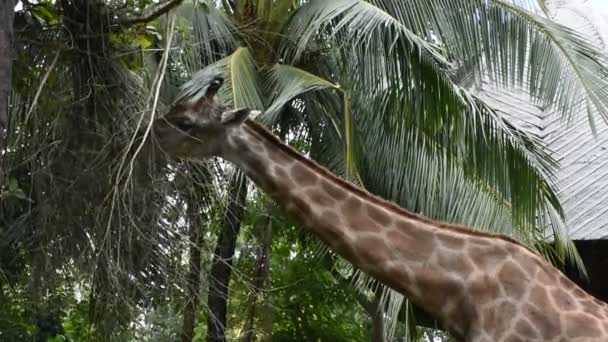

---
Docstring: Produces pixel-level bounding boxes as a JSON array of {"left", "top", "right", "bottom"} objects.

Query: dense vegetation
[{"left": 1, "top": 0, "right": 608, "bottom": 341}]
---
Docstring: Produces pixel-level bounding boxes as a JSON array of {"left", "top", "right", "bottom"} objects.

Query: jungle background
[{"left": 2, "top": 0, "right": 608, "bottom": 341}]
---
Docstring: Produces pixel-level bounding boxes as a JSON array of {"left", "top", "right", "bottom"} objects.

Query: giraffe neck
[
  {"left": 221, "top": 120, "right": 608, "bottom": 340},
  {"left": 221, "top": 120, "right": 470, "bottom": 334}
]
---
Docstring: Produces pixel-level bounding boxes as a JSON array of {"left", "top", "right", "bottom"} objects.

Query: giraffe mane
[{"left": 244, "top": 119, "right": 543, "bottom": 256}]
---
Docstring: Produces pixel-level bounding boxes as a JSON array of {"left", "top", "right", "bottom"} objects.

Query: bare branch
[
  {"left": 24, "top": 51, "right": 61, "bottom": 123},
  {"left": 119, "top": 0, "right": 183, "bottom": 25},
  {"left": 222, "top": 0, "right": 235, "bottom": 14}
]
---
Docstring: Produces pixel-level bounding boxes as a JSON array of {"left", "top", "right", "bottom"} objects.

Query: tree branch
[
  {"left": 222, "top": 0, "right": 235, "bottom": 14},
  {"left": 119, "top": 0, "right": 183, "bottom": 25},
  {"left": 0, "top": 0, "right": 16, "bottom": 192}
]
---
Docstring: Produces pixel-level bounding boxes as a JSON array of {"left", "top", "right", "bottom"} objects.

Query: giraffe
[{"left": 152, "top": 77, "right": 608, "bottom": 342}]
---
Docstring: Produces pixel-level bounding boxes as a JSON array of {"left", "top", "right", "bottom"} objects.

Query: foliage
[{"left": 226, "top": 199, "right": 370, "bottom": 341}]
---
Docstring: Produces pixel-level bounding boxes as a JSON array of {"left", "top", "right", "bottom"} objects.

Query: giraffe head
[{"left": 153, "top": 76, "right": 259, "bottom": 160}]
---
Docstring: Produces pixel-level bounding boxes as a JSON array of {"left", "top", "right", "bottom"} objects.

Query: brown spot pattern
[
  {"left": 316, "top": 210, "right": 345, "bottom": 245},
  {"left": 523, "top": 303, "right": 560, "bottom": 340},
  {"left": 395, "top": 219, "right": 436, "bottom": 245},
  {"left": 436, "top": 233, "right": 465, "bottom": 249},
  {"left": 342, "top": 200, "right": 382, "bottom": 233},
  {"left": 335, "top": 243, "right": 360, "bottom": 265},
  {"left": 386, "top": 229, "right": 433, "bottom": 262},
  {"left": 582, "top": 300, "right": 601, "bottom": 317},
  {"left": 593, "top": 298, "right": 606, "bottom": 308},
  {"left": 437, "top": 251, "right": 474, "bottom": 275},
  {"left": 317, "top": 228, "right": 344, "bottom": 247},
  {"left": 415, "top": 270, "right": 465, "bottom": 315},
  {"left": 529, "top": 285, "right": 551, "bottom": 309},
  {"left": 514, "top": 319, "right": 538, "bottom": 338},
  {"left": 322, "top": 180, "right": 348, "bottom": 200},
  {"left": 393, "top": 267, "right": 413, "bottom": 288},
  {"left": 497, "top": 261, "right": 528, "bottom": 300},
  {"left": 480, "top": 305, "right": 497, "bottom": 333},
  {"left": 558, "top": 274, "right": 576, "bottom": 289},
  {"left": 356, "top": 236, "right": 392, "bottom": 267},
  {"left": 443, "top": 298, "right": 471, "bottom": 336},
  {"left": 349, "top": 216, "right": 380, "bottom": 233},
  {"left": 468, "top": 275, "right": 500, "bottom": 305},
  {"left": 273, "top": 166, "right": 290, "bottom": 181},
  {"left": 469, "top": 245, "right": 508, "bottom": 271},
  {"left": 367, "top": 205, "right": 392, "bottom": 226},
  {"left": 342, "top": 196, "right": 362, "bottom": 216},
  {"left": 243, "top": 153, "right": 268, "bottom": 176},
  {"left": 307, "top": 189, "right": 334, "bottom": 207},
  {"left": 468, "top": 238, "right": 493, "bottom": 247},
  {"left": 269, "top": 174, "right": 296, "bottom": 196},
  {"left": 573, "top": 288, "right": 588, "bottom": 299},
  {"left": 290, "top": 196, "right": 314, "bottom": 219},
  {"left": 536, "top": 267, "right": 557, "bottom": 285},
  {"left": 492, "top": 300, "right": 517, "bottom": 338},
  {"left": 268, "top": 148, "right": 292, "bottom": 164},
  {"left": 249, "top": 142, "right": 265, "bottom": 153},
  {"left": 258, "top": 177, "right": 280, "bottom": 196},
  {"left": 564, "top": 313, "right": 602, "bottom": 338},
  {"left": 551, "top": 287, "right": 576, "bottom": 311},
  {"left": 291, "top": 163, "right": 318, "bottom": 186}
]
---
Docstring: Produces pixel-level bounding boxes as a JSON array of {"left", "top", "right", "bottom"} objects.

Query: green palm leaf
[
  {"left": 284, "top": 0, "right": 582, "bottom": 257},
  {"left": 264, "top": 64, "right": 338, "bottom": 123},
  {"left": 177, "top": 47, "right": 264, "bottom": 109},
  {"left": 374, "top": 0, "right": 608, "bottom": 125}
]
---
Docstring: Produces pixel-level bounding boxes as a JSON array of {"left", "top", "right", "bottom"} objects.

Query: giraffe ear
[{"left": 220, "top": 109, "right": 260, "bottom": 126}]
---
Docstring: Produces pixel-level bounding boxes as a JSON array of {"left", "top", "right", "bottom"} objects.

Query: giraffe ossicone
[{"left": 152, "top": 79, "right": 608, "bottom": 342}]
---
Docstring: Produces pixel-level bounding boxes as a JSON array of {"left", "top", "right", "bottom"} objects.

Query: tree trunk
[
  {"left": 181, "top": 191, "right": 210, "bottom": 342},
  {"left": 330, "top": 268, "right": 386, "bottom": 342},
  {"left": 368, "top": 289, "right": 385, "bottom": 342},
  {"left": 0, "top": 0, "right": 15, "bottom": 190},
  {"left": 207, "top": 173, "right": 248, "bottom": 342},
  {"left": 242, "top": 204, "right": 273, "bottom": 342},
  {"left": 260, "top": 287, "right": 272, "bottom": 342}
]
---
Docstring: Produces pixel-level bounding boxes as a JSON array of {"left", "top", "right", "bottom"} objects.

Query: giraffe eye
[{"left": 173, "top": 119, "right": 194, "bottom": 132}]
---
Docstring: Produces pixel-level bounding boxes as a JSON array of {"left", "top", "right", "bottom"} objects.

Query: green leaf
[
  {"left": 31, "top": 3, "right": 59, "bottom": 25},
  {"left": 226, "top": 47, "right": 264, "bottom": 109},
  {"left": 133, "top": 33, "right": 153, "bottom": 49}
]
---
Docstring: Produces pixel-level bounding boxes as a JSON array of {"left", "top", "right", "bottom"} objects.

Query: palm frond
[
  {"left": 374, "top": 0, "right": 608, "bottom": 126},
  {"left": 264, "top": 64, "right": 339, "bottom": 123},
  {"left": 281, "top": 0, "right": 448, "bottom": 65},
  {"left": 264, "top": 64, "right": 367, "bottom": 183},
  {"left": 225, "top": 47, "right": 265, "bottom": 109},
  {"left": 175, "top": 58, "right": 226, "bottom": 103},
  {"left": 283, "top": 0, "right": 584, "bottom": 256},
  {"left": 180, "top": 1, "right": 237, "bottom": 70},
  {"left": 161, "top": 1, "right": 238, "bottom": 100},
  {"left": 537, "top": 0, "right": 551, "bottom": 16},
  {"left": 176, "top": 47, "right": 264, "bottom": 110}
]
